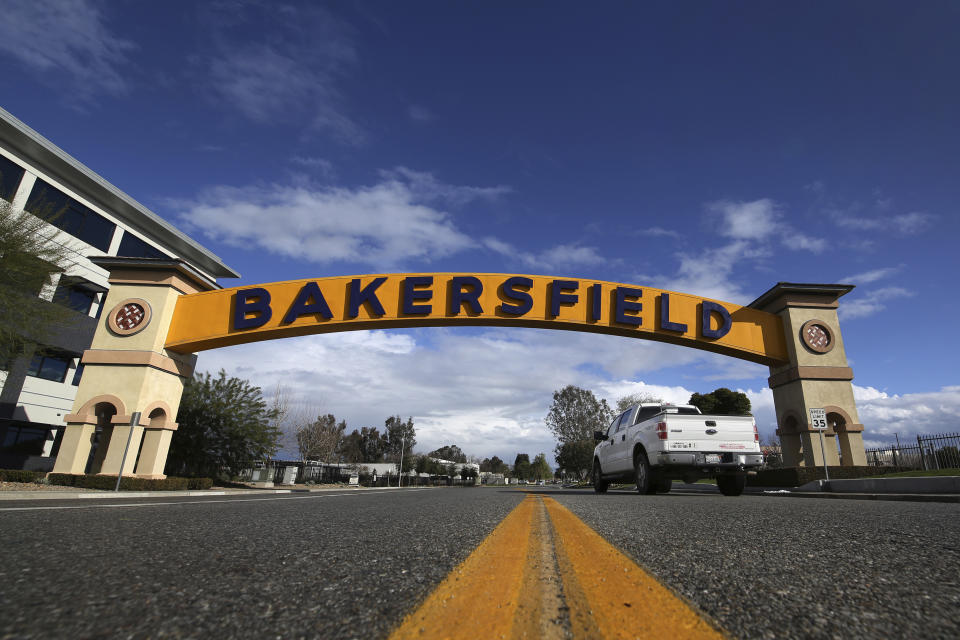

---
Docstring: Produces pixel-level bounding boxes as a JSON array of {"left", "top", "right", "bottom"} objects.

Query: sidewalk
[{"left": 0, "top": 484, "right": 373, "bottom": 501}]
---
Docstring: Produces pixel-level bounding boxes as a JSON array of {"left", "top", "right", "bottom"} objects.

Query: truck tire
[
  {"left": 592, "top": 461, "right": 609, "bottom": 494},
  {"left": 634, "top": 451, "right": 656, "bottom": 494},
  {"left": 717, "top": 474, "right": 746, "bottom": 496}
]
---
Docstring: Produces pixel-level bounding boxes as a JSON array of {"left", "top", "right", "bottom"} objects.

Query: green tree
[
  {"left": 513, "top": 453, "right": 531, "bottom": 480},
  {"left": 689, "top": 388, "right": 752, "bottom": 415},
  {"left": 615, "top": 391, "right": 663, "bottom": 414},
  {"left": 554, "top": 440, "right": 594, "bottom": 480},
  {"left": 480, "top": 455, "right": 507, "bottom": 474},
  {"left": 531, "top": 453, "right": 552, "bottom": 481},
  {"left": 166, "top": 370, "right": 282, "bottom": 478},
  {"left": 384, "top": 415, "right": 416, "bottom": 463},
  {"left": 429, "top": 444, "right": 466, "bottom": 462},
  {"left": 0, "top": 200, "right": 70, "bottom": 371},
  {"left": 545, "top": 385, "right": 613, "bottom": 445}
]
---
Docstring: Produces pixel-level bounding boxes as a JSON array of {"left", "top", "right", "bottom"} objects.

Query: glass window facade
[
  {"left": 25, "top": 179, "right": 116, "bottom": 251},
  {"left": 54, "top": 281, "right": 98, "bottom": 314},
  {"left": 0, "top": 154, "right": 25, "bottom": 202},
  {"left": 26, "top": 351, "right": 72, "bottom": 383},
  {"left": 117, "top": 231, "right": 169, "bottom": 259}
]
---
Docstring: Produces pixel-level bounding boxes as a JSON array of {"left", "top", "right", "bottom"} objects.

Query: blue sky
[{"left": 2, "top": 1, "right": 958, "bottom": 461}]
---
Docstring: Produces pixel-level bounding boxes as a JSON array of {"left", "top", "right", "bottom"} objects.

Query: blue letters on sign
[
  {"left": 614, "top": 287, "right": 643, "bottom": 326},
  {"left": 659, "top": 293, "right": 688, "bottom": 333},
  {"left": 234, "top": 288, "right": 272, "bottom": 330},
  {"left": 449, "top": 276, "right": 483, "bottom": 315},
  {"left": 498, "top": 276, "right": 533, "bottom": 316},
  {"left": 281, "top": 282, "right": 333, "bottom": 324},
  {"left": 701, "top": 300, "right": 732, "bottom": 339},
  {"left": 549, "top": 280, "right": 579, "bottom": 318},
  {"left": 402, "top": 276, "right": 434, "bottom": 315},
  {"left": 590, "top": 283, "right": 602, "bottom": 322},
  {"left": 347, "top": 277, "right": 388, "bottom": 319}
]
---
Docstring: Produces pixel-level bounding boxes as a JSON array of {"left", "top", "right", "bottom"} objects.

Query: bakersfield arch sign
[{"left": 52, "top": 258, "right": 867, "bottom": 479}]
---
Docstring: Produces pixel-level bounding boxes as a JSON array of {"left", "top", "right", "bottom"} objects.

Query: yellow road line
[
  {"left": 390, "top": 493, "right": 726, "bottom": 639},
  {"left": 542, "top": 496, "right": 725, "bottom": 639},
  {"left": 389, "top": 495, "right": 537, "bottom": 640}
]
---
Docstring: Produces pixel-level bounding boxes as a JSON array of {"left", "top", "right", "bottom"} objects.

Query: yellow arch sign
[{"left": 165, "top": 273, "right": 788, "bottom": 365}]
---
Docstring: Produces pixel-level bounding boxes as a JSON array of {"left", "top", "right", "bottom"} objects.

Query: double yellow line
[{"left": 390, "top": 493, "right": 725, "bottom": 639}]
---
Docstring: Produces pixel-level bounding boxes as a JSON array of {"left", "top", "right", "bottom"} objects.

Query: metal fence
[{"left": 864, "top": 433, "right": 960, "bottom": 471}]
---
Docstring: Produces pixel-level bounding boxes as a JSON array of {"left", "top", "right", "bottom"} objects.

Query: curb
[{"left": 0, "top": 486, "right": 372, "bottom": 501}]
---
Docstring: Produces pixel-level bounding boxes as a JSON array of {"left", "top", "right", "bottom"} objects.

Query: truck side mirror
[{"left": 594, "top": 430, "right": 606, "bottom": 442}]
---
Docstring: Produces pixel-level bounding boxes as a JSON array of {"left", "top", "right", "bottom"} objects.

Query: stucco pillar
[
  {"left": 51, "top": 258, "right": 215, "bottom": 479},
  {"left": 51, "top": 423, "right": 95, "bottom": 474},
  {"left": 135, "top": 428, "right": 175, "bottom": 479},
  {"left": 749, "top": 283, "right": 867, "bottom": 468}
]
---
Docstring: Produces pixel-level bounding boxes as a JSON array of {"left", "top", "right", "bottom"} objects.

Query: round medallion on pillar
[
  {"left": 799, "top": 319, "right": 834, "bottom": 354},
  {"left": 107, "top": 298, "right": 152, "bottom": 336}
]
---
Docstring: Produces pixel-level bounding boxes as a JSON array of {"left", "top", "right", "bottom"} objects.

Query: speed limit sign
[{"left": 810, "top": 408, "right": 827, "bottom": 430}]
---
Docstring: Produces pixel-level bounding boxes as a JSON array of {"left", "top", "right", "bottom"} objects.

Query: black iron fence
[{"left": 864, "top": 433, "right": 960, "bottom": 471}]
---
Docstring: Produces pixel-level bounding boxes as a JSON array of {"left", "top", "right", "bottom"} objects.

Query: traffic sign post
[{"left": 809, "top": 408, "right": 830, "bottom": 483}]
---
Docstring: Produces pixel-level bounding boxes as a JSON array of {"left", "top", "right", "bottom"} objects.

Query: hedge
[
  {"left": 46, "top": 473, "right": 213, "bottom": 491},
  {"left": 0, "top": 469, "right": 47, "bottom": 483},
  {"left": 749, "top": 465, "right": 903, "bottom": 487}
]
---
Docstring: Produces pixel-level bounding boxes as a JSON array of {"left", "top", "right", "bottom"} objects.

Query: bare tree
[
  {"left": 615, "top": 391, "right": 664, "bottom": 413},
  {"left": 284, "top": 399, "right": 346, "bottom": 464}
]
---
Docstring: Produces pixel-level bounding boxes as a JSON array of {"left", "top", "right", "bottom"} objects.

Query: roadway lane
[
  {"left": 0, "top": 488, "right": 523, "bottom": 640},
  {"left": 2, "top": 487, "right": 958, "bottom": 639},
  {"left": 553, "top": 488, "right": 960, "bottom": 640}
]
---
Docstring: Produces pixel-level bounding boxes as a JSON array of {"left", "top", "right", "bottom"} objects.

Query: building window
[
  {"left": 26, "top": 351, "right": 72, "bottom": 383},
  {"left": 53, "top": 280, "right": 99, "bottom": 314},
  {"left": 1, "top": 424, "right": 50, "bottom": 455},
  {"left": 117, "top": 231, "right": 169, "bottom": 260},
  {"left": 25, "top": 179, "right": 116, "bottom": 251},
  {"left": 0, "top": 154, "right": 25, "bottom": 202}
]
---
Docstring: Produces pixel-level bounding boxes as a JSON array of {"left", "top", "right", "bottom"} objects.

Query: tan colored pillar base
[
  {"left": 98, "top": 424, "right": 145, "bottom": 476},
  {"left": 839, "top": 431, "right": 867, "bottom": 466},
  {"left": 799, "top": 431, "right": 840, "bottom": 467},
  {"left": 134, "top": 428, "right": 174, "bottom": 479},
  {"left": 51, "top": 424, "right": 95, "bottom": 474}
]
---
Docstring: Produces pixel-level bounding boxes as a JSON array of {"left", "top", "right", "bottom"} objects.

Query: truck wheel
[
  {"left": 634, "top": 451, "right": 655, "bottom": 494},
  {"left": 655, "top": 476, "right": 672, "bottom": 493},
  {"left": 592, "top": 461, "right": 609, "bottom": 494},
  {"left": 717, "top": 474, "right": 746, "bottom": 496}
]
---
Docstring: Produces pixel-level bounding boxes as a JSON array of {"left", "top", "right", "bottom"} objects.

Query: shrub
[
  {"left": 0, "top": 468, "right": 47, "bottom": 483},
  {"left": 45, "top": 473, "right": 211, "bottom": 491}
]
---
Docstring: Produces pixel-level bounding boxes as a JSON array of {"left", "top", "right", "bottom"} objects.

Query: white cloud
[
  {"left": 290, "top": 156, "right": 335, "bottom": 178},
  {"left": 839, "top": 286, "right": 913, "bottom": 320},
  {"left": 200, "top": 4, "right": 363, "bottom": 143},
  {"left": 379, "top": 167, "right": 511, "bottom": 206},
  {"left": 833, "top": 211, "right": 935, "bottom": 235},
  {"left": 482, "top": 238, "right": 605, "bottom": 272},
  {"left": 642, "top": 227, "right": 681, "bottom": 239},
  {"left": 853, "top": 385, "right": 960, "bottom": 447},
  {"left": 407, "top": 105, "right": 434, "bottom": 123},
  {"left": 0, "top": 0, "right": 134, "bottom": 99},
  {"left": 175, "top": 169, "right": 507, "bottom": 269},
  {"left": 709, "top": 199, "right": 781, "bottom": 241},
  {"left": 842, "top": 265, "right": 902, "bottom": 285},
  {"left": 656, "top": 241, "right": 751, "bottom": 304}
]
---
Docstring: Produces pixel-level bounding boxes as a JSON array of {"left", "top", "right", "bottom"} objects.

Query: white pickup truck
[{"left": 592, "top": 403, "right": 762, "bottom": 496}]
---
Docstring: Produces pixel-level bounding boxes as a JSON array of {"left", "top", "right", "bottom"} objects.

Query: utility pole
[{"left": 397, "top": 434, "right": 405, "bottom": 488}]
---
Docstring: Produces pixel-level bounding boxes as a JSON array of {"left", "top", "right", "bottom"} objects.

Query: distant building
[{"left": 0, "top": 107, "right": 237, "bottom": 471}]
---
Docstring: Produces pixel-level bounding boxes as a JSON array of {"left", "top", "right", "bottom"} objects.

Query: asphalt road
[{"left": 1, "top": 486, "right": 958, "bottom": 639}]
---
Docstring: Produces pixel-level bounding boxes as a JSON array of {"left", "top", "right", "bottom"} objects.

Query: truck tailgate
[{"left": 662, "top": 415, "right": 759, "bottom": 453}]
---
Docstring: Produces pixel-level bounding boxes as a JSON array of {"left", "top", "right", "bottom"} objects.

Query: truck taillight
[
  {"left": 753, "top": 420, "right": 759, "bottom": 443},
  {"left": 657, "top": 421, "right": 667, "bottom": 440}
]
